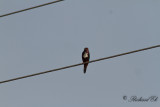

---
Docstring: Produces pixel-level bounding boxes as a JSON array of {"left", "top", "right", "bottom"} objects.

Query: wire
[
  {"left": 0, "top": 0, "right": 64, "bottom": 18},
  {"left": 0, "top": 45, "right": 159, "bottom": 84}
]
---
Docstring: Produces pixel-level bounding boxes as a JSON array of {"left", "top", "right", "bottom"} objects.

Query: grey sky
[{"left": 0, "top": 0, "right": 160, "bottom": 107}]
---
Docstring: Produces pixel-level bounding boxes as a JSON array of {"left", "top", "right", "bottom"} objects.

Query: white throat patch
[{"left": 83, "top": 52, "right": 88, "bottom": 58}]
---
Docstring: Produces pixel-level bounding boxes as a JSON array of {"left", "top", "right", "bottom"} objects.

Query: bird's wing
[
  {"left": 82, "top": 51, "right": 85, "bottom": 61},
  {"left": 88, "top": 52, "right": 90, "bottom": 60}
]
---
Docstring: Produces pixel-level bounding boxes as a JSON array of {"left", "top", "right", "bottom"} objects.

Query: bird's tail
[{"left": 83, "top": 64, "right": 88, "bottom": 74}]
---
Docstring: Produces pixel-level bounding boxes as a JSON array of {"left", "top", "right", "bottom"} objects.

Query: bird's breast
[{"left": 83, "top": 52, "right": 88, "bottom": 58}]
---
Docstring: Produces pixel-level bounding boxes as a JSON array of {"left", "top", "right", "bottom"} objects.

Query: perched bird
[{"left": 82, "top": 47, "right": 90, "bottom": 74}]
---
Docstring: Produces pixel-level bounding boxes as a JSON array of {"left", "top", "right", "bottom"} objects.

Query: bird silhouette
[{"left": 82, "top": 47, "right": 90, "bottom": 73}]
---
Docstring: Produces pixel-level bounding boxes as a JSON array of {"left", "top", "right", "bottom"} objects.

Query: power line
[
  {"left": 0, "top": 0, "right": 64, "bottom": 18},
  {"left": 0, "top": 45, "right": 159, "bottom": 84}
]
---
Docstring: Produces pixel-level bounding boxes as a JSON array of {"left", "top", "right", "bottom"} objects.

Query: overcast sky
[{"left": 0, "top": 0, "right": 160, "bottom": 107}]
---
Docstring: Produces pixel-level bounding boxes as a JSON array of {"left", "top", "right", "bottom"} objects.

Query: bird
[{"left": 82, "top": 47, "right": 90, "bottom": 74}]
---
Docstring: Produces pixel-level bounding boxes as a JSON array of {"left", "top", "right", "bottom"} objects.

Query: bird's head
[{"left": 84, "top": 47, "right": 89, "bottom": 52}]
